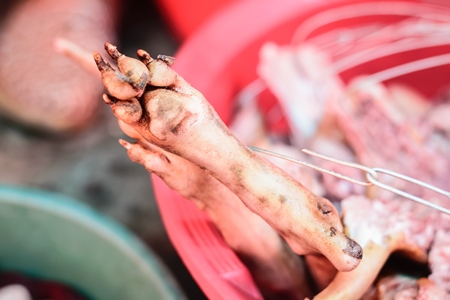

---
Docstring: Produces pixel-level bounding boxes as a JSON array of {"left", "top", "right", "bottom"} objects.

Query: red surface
[
  {"left": 155, "top": 0, "right": 237, "bottom": 40},
  {"left": 153, "top": 0, "right": 450, "bottom": 299}
]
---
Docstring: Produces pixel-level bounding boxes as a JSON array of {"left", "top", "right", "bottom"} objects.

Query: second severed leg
[{"left": 117, "top": 124, "right": 312, "bottom": 299}]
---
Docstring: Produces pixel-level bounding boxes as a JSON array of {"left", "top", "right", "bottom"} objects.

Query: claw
[
  {"left": 93, "top": 51, "right": 114, "bottom": 72},
  {"left": 104, "top": 42, "right": 122, "bottom": 61},
  {"left": 157, "top": 54, "right": 176, "bottom": 65},
  {"left": 118, "top": 138, "right": 133, "bottom": 150},
  {"left": 137, "top": 49, "right": 153, "bottom": 65},
  {"left": 102, "top": 93, "right": 116, "bottom": 104}
]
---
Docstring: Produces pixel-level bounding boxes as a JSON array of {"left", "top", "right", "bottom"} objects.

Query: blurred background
[
  {"left": 2, "top": 0, "right": 450, "bottom": 299},
  {"left": 0, "top": 0, "right": 232, "bottom": 298}
]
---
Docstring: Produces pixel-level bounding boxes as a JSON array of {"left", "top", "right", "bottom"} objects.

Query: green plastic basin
[{"left": 0, "top": 185, "right": 184, "bottom": 300}]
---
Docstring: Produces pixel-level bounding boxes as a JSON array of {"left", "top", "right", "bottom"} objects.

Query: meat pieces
[
  {"left": 257, "top": 42, "right": 342, "bottom": 147},
  {"left": 331, "top": 78, "right": 450, "bottom": 200},
  {"left": 373, "top": 274, "right": 420, "bottom": 300},
  {"left": 315, "top": 195, "right": 435, "bottom": 300},
  {"left": 427, "top": 229, "right": 450, "bottom": 295}
]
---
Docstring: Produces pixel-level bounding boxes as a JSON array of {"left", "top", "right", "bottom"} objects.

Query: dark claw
[
  {"left": 93, "top": 52, "right": 114, "bottom": 72},
  {"left": 105, "top": 42, "right": 122, "bottom": 61},
  {"left": 102, "top": 93, "right": 117, "bottom": 105},
  {"left": 137, "top": 49, "right": 153, "bottom": 65},
  {"left": 157, "top": 54, "right": 176, "bottom": 65}
]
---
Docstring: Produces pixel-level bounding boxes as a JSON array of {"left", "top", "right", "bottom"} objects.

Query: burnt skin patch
[
  {"left": 259, "top": 196, "right": 268, "bottom": 204},
  {"left": 329, "top": 226, "right": 337, "bottom": 237},
  {"left": 230, "top": 164, "right": 246, "bottom": 191},
  {"left": 159, "top": 152, "right": 170, "bottom": 164},
  {"left": 316, "top": 197, "right": 332, "bottom": 215},
  {"left": 279, "top": 195, "right": 287, "bottom": 204},
  {"left": 170, "top": 111, "right": 193, "bottom": 135},
  {"left": 343, "top": 236, "right": 363, "bottom": 259},
  {"left": 230, "top": 164, "right": 244, "bottom": 181}
]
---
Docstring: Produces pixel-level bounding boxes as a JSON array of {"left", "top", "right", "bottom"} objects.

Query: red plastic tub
[
  {"left": 152, "top": 0, "right": 450, "bottom": 299},
  {"left": 155, "top": 0, "right": 237, "bottom": 40}
]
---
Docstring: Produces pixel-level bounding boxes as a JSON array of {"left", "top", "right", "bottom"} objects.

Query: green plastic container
[{"left": 0, "top": 185, "right": 184, "bottom": 300}]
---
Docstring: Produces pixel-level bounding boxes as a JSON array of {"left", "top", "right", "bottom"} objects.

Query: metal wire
[
  {"left": 250, "top": 146, "right": 450, "bottom": 215},
  {"left": 242, "top": 5, "right": 450, "bottom": 215}
]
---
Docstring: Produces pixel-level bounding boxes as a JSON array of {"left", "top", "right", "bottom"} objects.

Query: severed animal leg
[
  {"left": 92, "top": 43, "right": 362, "bottom": 272},
  {"left": 57, "top": 42, "right": 312, "bottom": 297},
  {"left": 58, "top": 41, "right": 363, "bottom": 272}
]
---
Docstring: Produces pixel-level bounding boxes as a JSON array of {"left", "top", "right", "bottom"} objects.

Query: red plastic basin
[
  {"left": 155, "top": 0, "right": 237, "bottom": 40},
  {"left": 153, "top": 0, "right": 450, "bottom": 299}
]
